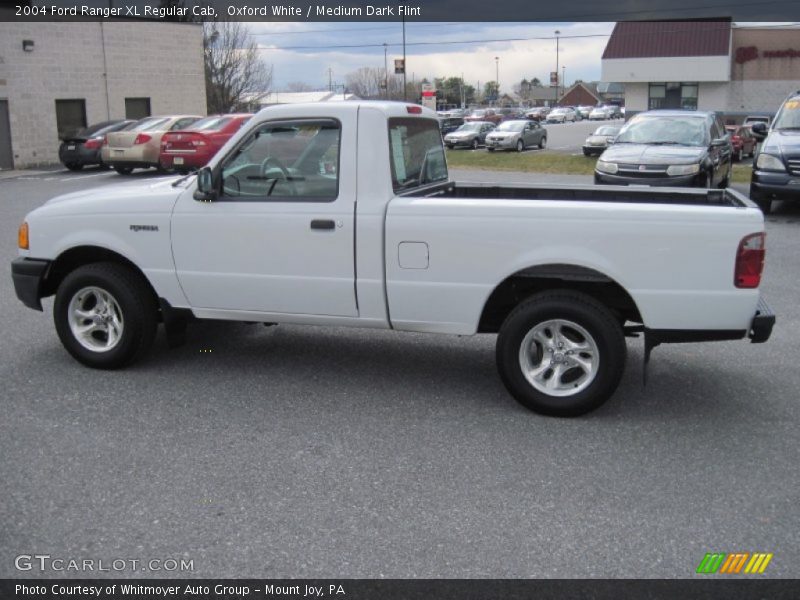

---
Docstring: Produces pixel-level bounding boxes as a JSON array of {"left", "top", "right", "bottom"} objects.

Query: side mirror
[
  {"left": 750, "top": 122, "right": 767, "bottom": 135},
  {"left": 193, "top": 167, "right": 217, "bottom": 202},
  {"left": 711, "top": 137, "right": 729, "bottom": 147}
]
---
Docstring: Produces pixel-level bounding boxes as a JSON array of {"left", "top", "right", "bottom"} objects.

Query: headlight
[
  {"left": 666, "top": 164, "right": 700, "bottom": 176},
  {"left": 756, "top": 153, "right": 786, "bottom": 172},
  {"left": 596, "top": 160, "right": 618, "bottom": 174}
]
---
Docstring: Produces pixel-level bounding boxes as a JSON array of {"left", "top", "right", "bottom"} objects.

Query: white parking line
[{"left": 59, "top": 172, "right": 112, "bottom": 181}]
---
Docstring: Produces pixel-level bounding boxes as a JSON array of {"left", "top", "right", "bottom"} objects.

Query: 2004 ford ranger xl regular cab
[{"left": 11, "top": 102, "right": 775, "bottom": 416}]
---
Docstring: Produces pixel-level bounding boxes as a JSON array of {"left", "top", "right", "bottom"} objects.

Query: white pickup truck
[{"left": 12, "top": 102, "right": 775, "bottom": 416}]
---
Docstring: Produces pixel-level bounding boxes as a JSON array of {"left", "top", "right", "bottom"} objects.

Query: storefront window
[{"left": 648, "top": 82, "right": 698, "bottom": 110}]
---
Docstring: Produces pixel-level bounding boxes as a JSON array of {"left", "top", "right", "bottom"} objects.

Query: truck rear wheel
[
  {"left": 496, "top": 290, "right": 626, "bottom": 417},
  {"left": 53, "top": 262, "right": 157, "bottom": 369}
]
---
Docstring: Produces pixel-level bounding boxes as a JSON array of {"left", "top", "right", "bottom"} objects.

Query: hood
[
  {"left": 33, "top": 177, "right": 186, "bottom": 218},
  {"left": 487, "top": 131, "right": 517, "bottom": 138},
  {"left": 761, "top": 130, "right": 800, "bottom": 156},
  {"left": 600, "top": 143, "right": 706, "bottom": 164}
]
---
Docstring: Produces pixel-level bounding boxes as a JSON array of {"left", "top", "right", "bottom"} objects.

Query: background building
[
  {"left": 601, "top": 20, "right": 800, "bottom": 121},
  {"left": 0, "top": 21, "right": 206, "bottom": 169}
]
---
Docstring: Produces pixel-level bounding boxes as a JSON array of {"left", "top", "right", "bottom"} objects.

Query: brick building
[
  {"left": 601, "top": 20, "right": 800, "bottom": 121},
  {"left": 0, "top": 20, "right": 206, "bottom": 169}
]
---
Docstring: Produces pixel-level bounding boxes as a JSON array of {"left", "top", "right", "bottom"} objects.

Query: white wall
[
  {"left": 0, "top": 22, "right": 206, "bottom": 168},
  {"left": 602, "top": 56, "right": 730, "bottom": 83},
  {"left": 623, "top": 83, "right": 648, "bottom": 113},
  {"left": 726, "top": 80, "right": 798, "bottom": 114}
]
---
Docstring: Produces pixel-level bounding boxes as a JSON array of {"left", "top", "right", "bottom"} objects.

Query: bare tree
[
  {"left": 285, "top": 81, "right": 315, "bottom": 92},
  {"left": 345, "top": 67, "right": 405, "bottom": 100},
  {"left": 204, "top": 20, "right": 273, "bottom": 113}
]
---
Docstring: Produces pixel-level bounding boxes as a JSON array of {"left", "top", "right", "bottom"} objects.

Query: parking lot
[{"left": 1, "top": 167, "right": 798, "bottom": 578}]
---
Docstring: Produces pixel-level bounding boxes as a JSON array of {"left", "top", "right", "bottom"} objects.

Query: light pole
[
  {"left": 402, "top": 16, "right": 407, "bottom": 101},
  {"left": 554, "top": 29, "right": 560, "bottom": 106},
  {"left": 495, "top": 56, "right": 499, "bottom": 106},
  {"left": 562, "top": 66, "right": 566, "bottom": 98}
]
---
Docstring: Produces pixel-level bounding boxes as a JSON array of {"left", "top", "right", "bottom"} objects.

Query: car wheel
[
  {"left": 114, "top": 166, "right": 134, "bottom": 175},
  {"left": 487, "top": 147, "right": 495, "bottom": 152},
  {"left": 53, "top": 262, "right": 158, "bottom": 369},
  {"left": 539, "top": 136, "right": 546, "bottom": 149},
  {"left": 65, "top": 162, "right": 83, "bottom": 171},
  {"left": 471, "top": 139, "right": 479, "bottom": 150},
  {"left": 583, "top": 149, "right": 591, "bottom": 157},
  {"left": 750, "top": 188, "right": 772, "bottom": 215},
  {"left": 496, "top": 290, "right": 626, "bottom": 417},
  {"left": 446, "top": 144, "right": 454, "bottom": 150},
  {"left": 516, "top": 139, "right": 524, "bottom": 152}
]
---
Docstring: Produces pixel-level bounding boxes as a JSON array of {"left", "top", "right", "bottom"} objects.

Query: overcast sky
[{"left": 248, "top": 22, "right": 617, "bottom": 93}]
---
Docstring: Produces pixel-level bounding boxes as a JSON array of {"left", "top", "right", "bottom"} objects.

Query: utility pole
[
  {"left": 328, "top": 68, "right": 333, "bottom": 92},
  {"left": 495, "top": 56, "right": 499, "bottom": 106},
  {"left": 562, "top": 66, "right": 566, "bottom": 98},
  {"left": 383, "top": 43, "right": 389, "bottom": 99},
  {"left": 402, "top": 16, "right": 407, "bottom": 100},
  {"left": 460, "top": 72, "right": 465, "bottom": 109}
]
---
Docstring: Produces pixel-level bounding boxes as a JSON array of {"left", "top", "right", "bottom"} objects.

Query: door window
[
  {"left": 219, "top": 119, "right": 341, "bottom": 202},
  {"left": 388, "top": 117, "right": 448, "bottom": 192}
]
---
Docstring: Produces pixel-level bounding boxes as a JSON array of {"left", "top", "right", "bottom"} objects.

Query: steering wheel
[{"left": 259, "top": 156, "right": 297, "bottom": 196}]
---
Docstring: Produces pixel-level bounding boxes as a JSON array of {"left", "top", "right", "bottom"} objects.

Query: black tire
[
  {"left": 53, "top": 262, "right": 158, "bottom": 369},
  {"left": 516, "top": 139, "right": 524, "bottom": 152},
  {"left": 487, "top": 147, "right": 495, "bottom": 152},
  {"left": 114, "top": 166, "right": 134, "bottom": 175},
  {"left": 582, "top": 149, "right": 591, "bottom": 157},
  {"left": 65, "top": 162, "right": 83, "bottom": 171},
  {"left": 471, "top": 138, "right": 479, "bottom": 150},
  {"left": 539, "top": 136, "right": 546, "bottom": 149},
  {"left": 446, "top": 144, "right": 454, "bottom": 150},
  {"left": 496, "top": 290, "right": 626, "bottom": 417}
]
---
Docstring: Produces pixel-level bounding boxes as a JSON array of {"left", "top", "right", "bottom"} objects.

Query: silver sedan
[{"left": 484, "top": 120, "right": 547, "bottom": 152}]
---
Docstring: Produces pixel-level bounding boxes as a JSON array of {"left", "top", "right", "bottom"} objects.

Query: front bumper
[
  {"left": 595, "top": 171, "right": 699, "bottom": 187},
  {"left": 583, "top": 144, "right": 606, "bottom": 155},
  {"left": 485, "top": 137, "right": 517, "bottom": 149},
  {"left": 444, "top": 137, "right": 478, "bottom": 148},
  {"left": 11, "top": 258, "right": 50, "bottom": 311},
  {"left": 750, "top": 169, "right": 800, "bottom": 201}
]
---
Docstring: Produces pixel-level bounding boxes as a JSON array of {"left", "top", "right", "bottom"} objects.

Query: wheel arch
[{"left": 478, "top": 263, "right": 643, "bottom": 333}]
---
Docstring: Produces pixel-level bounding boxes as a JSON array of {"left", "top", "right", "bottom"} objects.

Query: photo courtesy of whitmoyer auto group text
[{"left": 1, "top": 0, "right": 799, "bottom": 598}]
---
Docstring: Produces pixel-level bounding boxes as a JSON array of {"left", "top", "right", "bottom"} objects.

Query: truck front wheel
[
  {"left": 54, "top": 262, "right": 158, "bottom": 369},
  {"left": 496, "top": 291, "right": 626, "bottom": 417}
]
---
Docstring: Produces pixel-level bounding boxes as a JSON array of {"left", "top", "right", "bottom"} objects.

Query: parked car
[
  {"left": 749, "top": 90, "right": 800, "bottom": 214},
  {"left": 725, "top": 125, "right": 757, "bottom": 162},
  {"left": 102, "top": 115, "right": 202, "bottom": 175},
  {"left": 594, "top": 110, "right": 733, "bottom": 188},
  {"left": 438, "top": 116, "right": 466, "bottom": 137},
  {"left": 58, "top": 120, "right": 135, "bottom": 171},
  {"left": 582, "top": 125, "right": 621, "bottom": 156},
  {"left": 11, "top": 102, "right": 774, "bottom": 418},
  {"left": 464, "top": 108, "right": 502, "bottom": 124},
  {"left": 604, "top": 105, "right": 623, "bottom": 119},
  {"left": 576, "top": 106, "right": 593, "bottom": 119},
  {"left": 525, "top": 107, "right": 549, "bottom": 122},
  {"left": 159, "top": 114, "right": 252, "bottom": 173},
  {"left": 444, "top": 121, "right": 495, "bottom": 149},
  {"left": 589, "top": 107, "right": 611, "bottom": 121},
  {"left": 485, "top": 120, "right": 547, "bottom": 152},
  {"left": 546, "top": 107, "right": 576, "bottom": 123}
]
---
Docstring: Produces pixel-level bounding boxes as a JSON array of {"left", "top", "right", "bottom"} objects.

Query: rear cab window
[{"left": 388, "top": 117, "right": 448, "bottom": 193}]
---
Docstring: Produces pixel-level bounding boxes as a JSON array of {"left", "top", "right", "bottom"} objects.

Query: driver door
[{"left": 170, "top": 116, "right": 358, "bottom": 317}]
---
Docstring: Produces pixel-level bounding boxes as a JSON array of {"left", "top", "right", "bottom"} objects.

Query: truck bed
[{"left": 408, "top": 181, "right": 749, "bottom": 207}]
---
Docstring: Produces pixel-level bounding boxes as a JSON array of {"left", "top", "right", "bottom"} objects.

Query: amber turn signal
[{"left": 18, "top": 221, "right": 29, "bottom": 250}]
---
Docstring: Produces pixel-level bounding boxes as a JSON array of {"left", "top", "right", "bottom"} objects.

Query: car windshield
[
  {"left": 551, "top": 109, "right": 566, "bottom": 114},
  {"left": 188, "top": 116, "right": 233, "bottom": 131},
  {"left": 773, "top": 99, "right": 800, "bottom": 130},
  {"left": 496, "top": 121, "right": 527, "bottom": 132},
  {"left": 456, "top": 123, "right": 482, "bottom": 132},
  {"left": 615, "top": 116, "right": 707, "bottom": 146},
  {"left": 470, "top": 110, "right": 486, "bottom": 117},
  {"left": 594, "top": 126, "right": 619, "bottom": 136},
  {"left": 129, "top": 117, "right": 171, "bottom": 132}
]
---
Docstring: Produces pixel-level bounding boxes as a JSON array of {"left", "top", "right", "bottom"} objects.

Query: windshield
[
  {"left": 496, "top": 121, "right": 526, "bottom": 132},
  {"left": 773, "top": 98, "right": 800, "bottom": 130},
  {"left": 129, "top": 117, "right": 171, "bottom": 132},
  {"left": 470, "top": 110, "right": 486, "bottom": 117},
  {"left": 551, "top": 109, "right": 566, "bottom": 114},
  {"left": 456, "top": 123, "right": 482, "bottom": 132},
  {"left": 615, "top": 116, "right": 708, "bottom": 146},
  {"left": 594, "top": 126, "right": 619, "bottom": 136}
]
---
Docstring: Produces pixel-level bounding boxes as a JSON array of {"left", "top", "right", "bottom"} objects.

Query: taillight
[
  {"left": 732, "top": 135, "right": 741, "bottom": 142},
  {"left": 134, "top": 133, "right": 152, "bottom": 145},
  {"left": 83, "top": 137, "right": 103, "bottom": 150},
  {"left": 406, "top": 105, "right": 423, "bottom": 114},
  {"left": 101, "top": 135, "right": 108, "bottom": 147},
  {"left": 734, "top": 232, "right": 765, "bottom": 288}
]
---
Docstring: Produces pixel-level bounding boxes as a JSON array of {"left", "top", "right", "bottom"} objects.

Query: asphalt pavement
[{"left": 1, "top": 166, "right": 798, "bottom": 579}]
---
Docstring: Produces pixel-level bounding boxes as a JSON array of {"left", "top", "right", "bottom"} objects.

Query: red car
[
  {"left": 725, "top": 125, "right": 757, "bottom": 161},
  {"left": 159, "top": 113, "right": 252, "bottom": 172}
]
